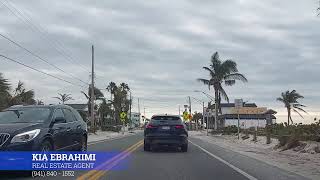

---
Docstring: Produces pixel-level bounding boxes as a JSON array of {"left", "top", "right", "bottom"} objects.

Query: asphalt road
[{"left": 1, "top": 131, "right": 310, "bottom": 180}]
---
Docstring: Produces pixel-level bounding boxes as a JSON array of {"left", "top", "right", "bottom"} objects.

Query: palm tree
[
  {"left": 198, "top": 52, "right": 247, "bottom": 130},
  {"left": 81, "top": 87, "right": 104, "bottom": 117},
  {"left": 277, "top": 90, "right": 307, "bottom": 125},
  {"left": 53, "top": 93, "right": 73, "bottom": 104},
  {"left": 9, "top": 81, "right": 36, "bottom": 106},
  {"left": 106, "top": 82, "right": 117, "bottom": 101},
  {"left": 0, "top": 73, "right": 10, "bottom": 110}
]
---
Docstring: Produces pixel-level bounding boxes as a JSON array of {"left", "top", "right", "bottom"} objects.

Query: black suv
[
  {"left": 0, "top": 105, "right": 88, "bottom": 151},
  {"left": 144, "top": 115, "right": 188, "bottom": 152}
]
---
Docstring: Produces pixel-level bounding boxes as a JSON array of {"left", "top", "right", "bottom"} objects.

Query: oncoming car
[
  {"left": 0, "top": 105, "right": 88, "bottom": 151},
  {"left": 144, "top": 114, "right": 188, "bottom": 152}
]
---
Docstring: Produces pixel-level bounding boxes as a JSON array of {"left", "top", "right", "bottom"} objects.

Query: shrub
[
  {"left": 222, "top": 125, "right": 238, "bottom": 135},
  {"left": 101, "top": 125, "right": 122, "bottom": 132}
]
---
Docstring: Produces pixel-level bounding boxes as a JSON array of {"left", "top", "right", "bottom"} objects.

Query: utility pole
[
  {"left": 129, "top": 91, "right": 132, "bottom": 130},
  {"left": 144, "top": 107, "right": 146, "bottom": 119},
  {"left": 179, "top": 105, "right": 181, "bottom": 117},
  {"left": 202, "top": 101, "right": 205, "bottom": 130},
  {"left": 90, "top": 45, "right": 95, "bottom": 133},
  {"left": 188, "top": 96, "right": 195, "bottom": 130},
  {"left": 138, "top": 98, "right": 141, "bottom": 123}
]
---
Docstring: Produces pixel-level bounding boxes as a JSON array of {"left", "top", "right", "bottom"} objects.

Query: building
[
  {"left": 205, "top": 100, "right": 277, "bottom": 129},
  {"left": 129, "top": 112, "right": 141, "bottom": 127}
]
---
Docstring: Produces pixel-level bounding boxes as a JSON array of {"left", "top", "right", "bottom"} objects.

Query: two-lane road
[{"left": 7, "top": 132, "right": 309, "bottom": 180}]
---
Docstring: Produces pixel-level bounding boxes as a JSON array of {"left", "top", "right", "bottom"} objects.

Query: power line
[
  {"left": 0, "top": 0, "right": 91, "bottom": 74},
  {"left": 0, "top": 54, "right": 85, "bottom": 88},
  {"left": 0, "top": 33, "right": 89, "bottom": 85}
]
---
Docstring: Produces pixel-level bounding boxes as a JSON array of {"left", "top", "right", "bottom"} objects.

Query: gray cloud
[{"left": 0, "top": 0, "right": 319, "bottom": 122}]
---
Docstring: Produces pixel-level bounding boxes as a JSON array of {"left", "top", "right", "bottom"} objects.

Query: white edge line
[{"left": 189, "top": 140, "right": 258, "bottom": 180}]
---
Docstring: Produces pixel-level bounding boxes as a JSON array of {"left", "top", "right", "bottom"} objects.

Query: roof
[
  {"left": 220, "top": 114, "right": 277, "bottom": 119},
  {"left": 65, "top": 104, "right": 88, "bottom": 111},
  {"left": 264, "top": 109, "right": 277, "bottom": 114},
  {"left": 209, "top": 103, "right": 257, "bottom": 109}
]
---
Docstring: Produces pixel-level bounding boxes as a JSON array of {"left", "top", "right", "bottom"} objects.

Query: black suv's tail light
[
  {"left": 146, "top": 124, "right": 157, "bottom": 129},
  {"left": 175, "top": 125, "right": 184, "bottom": 129}
]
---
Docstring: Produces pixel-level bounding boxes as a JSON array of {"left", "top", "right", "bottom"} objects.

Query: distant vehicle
[
  {"left": 144, "top": 114, "right": 188, "bottom": 152},
  {"left": 0, "top": 105, "right": 88, "bottom": 151}
]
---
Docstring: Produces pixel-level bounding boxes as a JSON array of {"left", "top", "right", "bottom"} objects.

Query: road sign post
[{"left": 120, "top": 112, "right": 127, "bottom": 135}]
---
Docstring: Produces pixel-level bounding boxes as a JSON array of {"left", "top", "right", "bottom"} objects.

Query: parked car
[
  {"left": 0, "top": 105, "right": 88, "bottom": 151},
  {"left": 144, "top": 114, "right": 188, "bottom": 152}
]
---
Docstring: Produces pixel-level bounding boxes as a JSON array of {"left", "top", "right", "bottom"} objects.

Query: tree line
[{"left": 0, "top": 72, "right": 132, "bottom": 131}]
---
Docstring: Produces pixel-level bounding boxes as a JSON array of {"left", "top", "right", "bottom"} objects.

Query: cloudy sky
[{"left": 0, "top": 0, "right": 319, "bottom": 123}]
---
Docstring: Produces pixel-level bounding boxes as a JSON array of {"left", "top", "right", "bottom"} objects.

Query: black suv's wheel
[
  {"left": 41, "top": 140, "right": 53, "bottom": 152},
  {"left": 144, "top": 141, "right": 151, "bottom": 151},
  {"left": 181, "top": 144, "right": 188, "bottom": 152}
]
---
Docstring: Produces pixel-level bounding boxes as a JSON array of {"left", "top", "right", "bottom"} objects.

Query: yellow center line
[
  {"left": 90, "top": 141, "right": 143, "bottom": 180},
  {"left": 77, "top": 140, "right": 143, "bottom": 180}
]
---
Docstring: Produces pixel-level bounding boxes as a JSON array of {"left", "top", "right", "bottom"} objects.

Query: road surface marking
[
  {"left": 91, "top": 141, "right": 143, "bottom": 179},
  {"left": 189, "top": 140, "right": 258, "bottom": 180},
  {"left": 77, "top": 140, "right": 143, "bottom": 180}
]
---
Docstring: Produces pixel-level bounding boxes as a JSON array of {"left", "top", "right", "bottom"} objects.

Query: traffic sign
[
  {"left": 183, "top": 111, "right": 189, "bottom": 121},
  {"left": 120, "top": 112, "right": 127, "bottom": 121}
]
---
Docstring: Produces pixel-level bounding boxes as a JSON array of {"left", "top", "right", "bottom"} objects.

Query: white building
[
  {"left": 206, "top": 101, "right": 277, "bottom": 129},
  {"left": 129, "top": 112, "right": 141, "bottom": 127}
]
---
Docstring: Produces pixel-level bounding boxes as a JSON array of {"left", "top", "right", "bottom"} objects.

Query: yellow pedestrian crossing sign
[
  {"left": 183, "top": 111, "right": 189, "bottom": 121},
  {"left": 120, "top": 112, "right": 127, "bottom": 121}
]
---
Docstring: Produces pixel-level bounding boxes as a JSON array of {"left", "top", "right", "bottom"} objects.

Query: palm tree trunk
[
  {"left": 214, "top": 89, "right": 218, "bottom": 130},
  {"left": 287, "top": 107, "right": 290, "bottom": 126}
]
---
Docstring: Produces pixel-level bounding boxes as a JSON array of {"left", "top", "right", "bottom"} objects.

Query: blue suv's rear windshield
[
  {"left": 0, "top": 108, "right": 51, "bottom": 124},
  {"left": 151, "top": 116, "right": 180, "bottom": 121}
]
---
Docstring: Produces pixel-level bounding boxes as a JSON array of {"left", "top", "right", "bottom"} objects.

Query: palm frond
[
  {"left": 225, "top": 80, "right": 235, "bottom": 86},
  {"left": 292, "top": 103, "right": 306, "bottom": 107},
  {"left": 276, "top": 97, "right": 285, "bottom": 103},
  {"left": 81, "top": 91, "right": 89, "bottom": 100},
  {"left": 221, "top": 60, "right": 238, "bottom": 74},
  {"left": 292, "top": 108, "right": 304, "bottom": 119},
  {"left": 197, "top": 78, "right": 210, "bottom": 85},
  {"left": 224, "top": 73, "right": 248, "bottom": 82},
  {"left": 202, "top": 66, "right": 216, "bottom": 77},
  {"left": 293, "top": 106, "right": 308, "bottom": 114},
  {"left": 53, "top": 97, "right": 62, "bottom": 101}
]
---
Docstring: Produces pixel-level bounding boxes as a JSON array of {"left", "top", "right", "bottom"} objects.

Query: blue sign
[{"left": 0, "top": 152, "right": 128, "bottom": 171}]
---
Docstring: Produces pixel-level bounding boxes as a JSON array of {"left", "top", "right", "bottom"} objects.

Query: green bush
[
  {"left": 222, "top": 125, "right": 238, "bottom": 135},
  {"left": 101, "top": 125, "right": 122, "bottom": 132}
]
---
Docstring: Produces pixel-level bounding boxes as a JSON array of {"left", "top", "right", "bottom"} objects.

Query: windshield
[
  {"left": 0, "top": 108, "right": 51, "bottom": 124},
  {"left": 151, "top": 116, "right": 181, "bottom": 121}
]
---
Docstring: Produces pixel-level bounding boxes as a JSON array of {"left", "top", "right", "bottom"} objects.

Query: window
[
  {"left": 151, "top": 116, "right": 180, "bottom": 121},
  {"left": 0, "top": 108, "right": 51, "bottom": 124},
  {"left": 63, "top": 108, "right": 76, "bottom": 122},
  {"left": 53, "top": 108, "right": 64, "bottom": 119}
]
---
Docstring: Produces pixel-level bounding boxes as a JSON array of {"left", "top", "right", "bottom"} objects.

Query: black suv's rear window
[{"left": 151, "top": 116, "right": 180, "bottom": 121}]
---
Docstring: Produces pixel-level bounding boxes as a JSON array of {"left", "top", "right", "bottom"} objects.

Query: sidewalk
[
  {"left": 189, "top": 131, "right": 320, "bottom": 180},
  {"left": 88, "top": 129, "right": 143, "bottom": 143}
]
